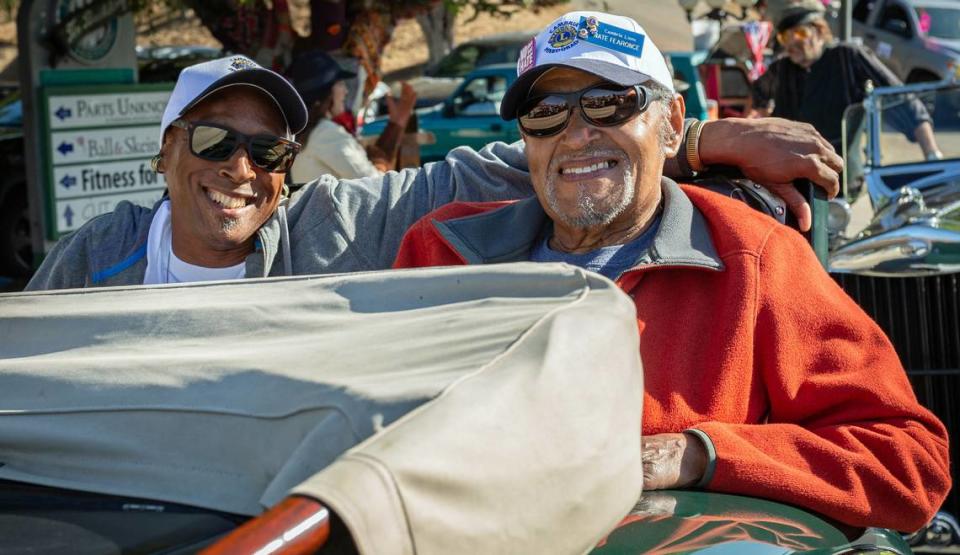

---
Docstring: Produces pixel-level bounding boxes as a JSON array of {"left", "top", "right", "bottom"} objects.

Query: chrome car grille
[{"left": 834, "top": 272, "right": 960, "bottom": 520}]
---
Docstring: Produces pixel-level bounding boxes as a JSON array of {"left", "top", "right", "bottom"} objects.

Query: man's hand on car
[
  {"left": 699, "top": 117, "right": 843, "bottom": 232},
  {"left": 641, "top": 433, "right": 707, "bottom": 490}
]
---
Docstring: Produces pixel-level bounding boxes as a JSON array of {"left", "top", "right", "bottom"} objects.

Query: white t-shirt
[{"left": 143, "top": 200, "right": 247, "bottom": 285}]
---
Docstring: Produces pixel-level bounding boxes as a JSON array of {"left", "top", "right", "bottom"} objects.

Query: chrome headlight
[{"left": 827, "top": 198, "right": 852, "bottom": 236}]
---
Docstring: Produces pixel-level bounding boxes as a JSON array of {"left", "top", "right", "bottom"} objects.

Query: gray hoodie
[{"left": 26, "top": 141, "right": 539, "bottom": 290}]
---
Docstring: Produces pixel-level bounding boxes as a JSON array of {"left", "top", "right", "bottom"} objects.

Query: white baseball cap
[
  {"left": 500, "top": 11, "right": 675, "bottom": 120},
  {"left": 158, "top": 55, "right": 308, "bottom": 144}
]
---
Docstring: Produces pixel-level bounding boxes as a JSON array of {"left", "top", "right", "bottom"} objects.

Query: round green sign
[{"left": 55, "top": 0, "right": 120, "bottom": 63}]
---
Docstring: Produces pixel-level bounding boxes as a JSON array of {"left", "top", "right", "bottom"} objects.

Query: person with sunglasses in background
[
  {"left": 393, "top": 11, "right": 950, "bottom": 532},
  {"left": 752, "top": 0, "right": 942, "bottom": 164}
]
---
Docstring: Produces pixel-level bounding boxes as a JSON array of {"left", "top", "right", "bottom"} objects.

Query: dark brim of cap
[
  {"left": 499, "top": 60, "right": 653, "bottom": 120},
  {"left": 180, "top": 67, "right": 309, "bottom": 135},
  {"left": 776, "top": 9, "right": 823, "bottom": 33}
]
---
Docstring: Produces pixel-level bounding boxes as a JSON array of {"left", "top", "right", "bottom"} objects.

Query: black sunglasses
[
  {"left": 517, "top": 83, "right": 659, "bottom": 138},
  {"left": 170, "top": 120, "right": 301, "bottom": 173}
]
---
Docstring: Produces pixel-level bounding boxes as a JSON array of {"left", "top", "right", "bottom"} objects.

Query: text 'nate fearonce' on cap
[{"left": 500, "top": 11, "right": 675, "bottom": 120}]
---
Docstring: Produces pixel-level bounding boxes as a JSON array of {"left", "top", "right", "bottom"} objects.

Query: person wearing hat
[
  {"left": 392, "top": 10, "right": 950, "bottom": 532},
  {"left": 27, "top": 51, "right": 845, "bottom": 290},
  {"left": 28, "top": 55, "right": 309, "bottom": 288},
  {"left": 287, "top": 51, "right": 417, "bottom": 180},
  {"left": 752, "top": 0, "right": 942, "bottom": 162}
]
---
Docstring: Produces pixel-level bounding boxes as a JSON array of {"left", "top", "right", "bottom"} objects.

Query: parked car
[
  {"left": 363, "top": 63, "right": 521, "bottom": 163},
  {"left": 852, "top": 0, "right": 960, "bottom": 83},
  {"left": 135, "top": 45, "right": 225, "bottom": 83},
  {"left": 825, "top": 78, "right": 960, "bottom": 549},
  {"left": 404, "top": 31, "right": 532, "bottom": 110},
  {"left": 0, "top": 264, "right": 918, "bottom": 554}
]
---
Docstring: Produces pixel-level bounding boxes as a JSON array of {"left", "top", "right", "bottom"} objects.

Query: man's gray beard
[
  {"left": 544, "top": 161, "right": 636, "bottom": 229},
  {"left": 220, "top": 217, "right": 240, "bottom": 232}
]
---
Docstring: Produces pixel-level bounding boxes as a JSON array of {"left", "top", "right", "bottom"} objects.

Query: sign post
[{"left": 17, "top": 0, "right": 146, "bottom": 264}]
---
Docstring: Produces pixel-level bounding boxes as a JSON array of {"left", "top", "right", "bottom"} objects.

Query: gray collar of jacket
[{"left": 431, "top": 177, "right": 724, "bottom": 274}]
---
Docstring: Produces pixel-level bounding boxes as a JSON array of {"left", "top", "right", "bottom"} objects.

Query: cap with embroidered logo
[
  {"left": 500, "top": 11, "right": 674, "bottom": 120},
  {"left": 158, "top": 55, "right": 308, "bottom": 144}
]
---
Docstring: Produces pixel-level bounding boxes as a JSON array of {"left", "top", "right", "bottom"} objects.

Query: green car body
[
  {"left": 591, "top": 490, "right": 911, "bottom": 554},
  {"left": 0, "top": 483, "right": 914, "bottom": 553}
]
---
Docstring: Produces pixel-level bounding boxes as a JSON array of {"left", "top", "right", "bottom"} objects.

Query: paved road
[{"left": 571, "top": 0, "right": 694, "bottom": 52}]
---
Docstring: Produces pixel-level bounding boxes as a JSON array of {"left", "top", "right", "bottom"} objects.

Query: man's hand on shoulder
[
  {"left": 698, "top": 118, "right": 843, "bottom": 232},
  {"left": 641, "top": 432, "right": 707, "bottom": 490}
]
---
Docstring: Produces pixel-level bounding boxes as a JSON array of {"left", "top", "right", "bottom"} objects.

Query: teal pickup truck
[{"left": 362, "top": 63, "right": 522, "bottom": 163}]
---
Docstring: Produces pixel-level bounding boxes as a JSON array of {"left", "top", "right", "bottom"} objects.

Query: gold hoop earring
[{"left": 151, "top": 155, "right": 163, "bottom": 173}]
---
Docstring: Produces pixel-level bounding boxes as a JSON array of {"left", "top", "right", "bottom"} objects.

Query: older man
[
  {"left": 393, "top": 11, "right": 951, "bottom": 531},
  {"left": 753, "top": 0, "right": 941, "bottom": 160},
  {"left": 27, "top": 52, "right": 839, "bottom": 290}
]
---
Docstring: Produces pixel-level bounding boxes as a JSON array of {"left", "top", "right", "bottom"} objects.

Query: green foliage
[{"left": 1, "top": 0, "right": 17, "bottom": 21}]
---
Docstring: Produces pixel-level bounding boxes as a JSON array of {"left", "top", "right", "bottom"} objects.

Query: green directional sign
[
  {"left": 19, "top": 0, "right": 141, "bottom": 268},
  {"left": 39, "top": 82, "right": 173, "bottom": 239}
]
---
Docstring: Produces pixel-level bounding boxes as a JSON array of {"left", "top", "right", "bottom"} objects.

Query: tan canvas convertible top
[{"left": 0, "top": 263, "right": 644, "bottom": 554}]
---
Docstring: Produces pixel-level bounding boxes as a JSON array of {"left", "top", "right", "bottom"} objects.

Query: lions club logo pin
[{"left": 545, "top": 21, "right": 580, "bottom": 53}]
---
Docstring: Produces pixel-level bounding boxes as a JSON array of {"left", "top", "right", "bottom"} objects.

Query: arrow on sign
[
  {"left": 60, "top": 174, "right": 77, "bottom": 189},
  {"left": 57, "top": 141, "right": 74, "bottom": 155},
  {"left": 63, "top": 205, "right": 74, "bottom": 227},
  {"left": 55, "top": 106, "right": 72, "bottom": 121}
]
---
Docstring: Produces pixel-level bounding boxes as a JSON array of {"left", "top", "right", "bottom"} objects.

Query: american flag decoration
[{"left": 742, "top": 21, "right": 772, "bottom": 81}]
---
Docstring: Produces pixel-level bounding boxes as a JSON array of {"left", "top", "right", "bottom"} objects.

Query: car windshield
[
  {"left": 843, "top": 84, "right": 960, "bottom": 169},
  {"left": 430, "top": 42, "right": 523, "bottom": 78},
  {"left": 914, "top": 6, "right": 960, "bottom": 39},
  {"left": 431, "top": 45, "right": 481, "bottom": 78}
]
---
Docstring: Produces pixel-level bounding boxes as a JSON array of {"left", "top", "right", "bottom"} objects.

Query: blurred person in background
[
  {"left": 287, "top": 51, "right": 417, "bottom": 180},
  {"left": 751, "top": 0, "right": 942, "bottom": 162}
]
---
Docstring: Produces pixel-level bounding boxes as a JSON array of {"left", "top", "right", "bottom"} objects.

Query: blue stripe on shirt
[{"left": 91, "top": 243, "right": 148, "bottom": 284}]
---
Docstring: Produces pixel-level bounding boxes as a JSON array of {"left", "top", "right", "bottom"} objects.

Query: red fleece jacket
[{"left": 393, "top": 185, "right": 951, "bottom": 531}]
